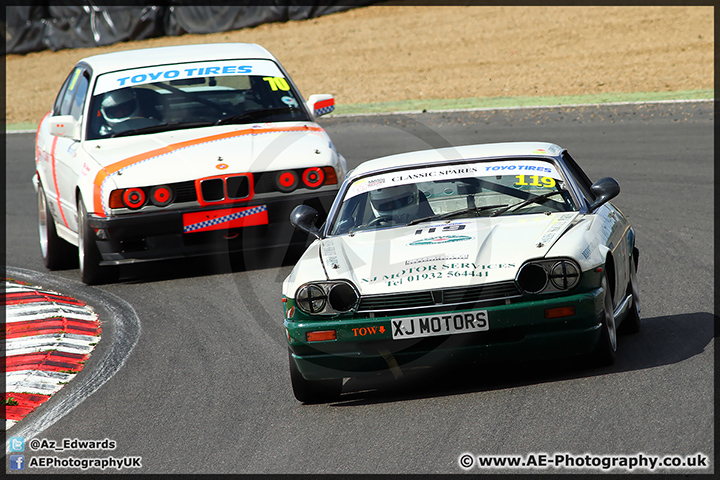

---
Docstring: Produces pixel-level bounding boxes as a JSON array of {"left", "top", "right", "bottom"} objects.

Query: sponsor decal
[
  {"left": 94, "top": 60, "right": 283, "bottom": 95},
  {"left": 344, "top": 160, "right": 561, "bottom": 200},
  {"left": 313, "top": 98, "right": 335, "bottom": 116},
  {"left": 351, "top": 325, "right": 386, "bottom": 337},
  {"left": 537, "top": 212, "right": 577, "bottom": 244},
  {"left": 321, "top": 240, "right": 342, "bottom": 270},
  {"left": 182, "top": 205, "right": 268, "bottom": 233},
  {"left": 362, "top": 262, "right": 516, "bottom": 287},
  {"left": 405, "top": 253, "right": 469, "bottom": 265},
  {"left": 408, "top": 235, "right": 473, "bottom": 246}
]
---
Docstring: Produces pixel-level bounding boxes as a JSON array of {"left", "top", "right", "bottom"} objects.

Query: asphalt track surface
[{"left": 4, "top": 101, "right": 714, "bottom": 474}]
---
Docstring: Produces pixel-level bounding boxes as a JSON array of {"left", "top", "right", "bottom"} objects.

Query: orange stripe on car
[{"left": 92, "top": 125, "right": 324, "bottom": 217}]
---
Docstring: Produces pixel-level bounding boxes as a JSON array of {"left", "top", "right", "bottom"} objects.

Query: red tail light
[
  {"left": 122, "top": 188, "right": 146, "bottom": 209},
  {"left": 302, "top": 167, "right": 325, "bottom": 189},
  {"left": 276, "top": 171, "right": 299, "bottom": 192},
  {"left": 150, "top": 185, "right": 173, "bottom": 207}
]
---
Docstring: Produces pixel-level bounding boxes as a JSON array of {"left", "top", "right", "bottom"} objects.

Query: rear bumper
[
  {"left": 88, "top": 192, "right": 333, "bottom": 265},
  {"left": 286, "top": 290, "right": 604, "bottom": 380}
]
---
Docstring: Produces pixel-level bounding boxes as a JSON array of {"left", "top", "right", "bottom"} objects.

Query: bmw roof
[
  {"left": 79, "top": 43, "right": 277, "bottom": 74},
  {"left": 348, "top": 142, "right": 566, "bottom": 180}
]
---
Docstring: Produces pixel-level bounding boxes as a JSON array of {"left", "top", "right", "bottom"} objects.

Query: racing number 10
[
  {"left": 263, "top": 77, "right": 290, "bottom": 91},
  {"left": 515, "top": 175, "right": 556, "bottom": 188}
]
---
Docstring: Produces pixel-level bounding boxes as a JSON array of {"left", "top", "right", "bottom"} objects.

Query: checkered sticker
[{"left": 183, "top": 205, "right": 268, "bottom": 233}]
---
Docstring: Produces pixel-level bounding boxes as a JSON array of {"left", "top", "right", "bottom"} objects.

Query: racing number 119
[{"left": 515, "top": 175, "right": 556, "bottom": 188}]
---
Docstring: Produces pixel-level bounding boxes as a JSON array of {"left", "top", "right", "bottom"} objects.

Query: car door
[
  {"left": 562, "top": 151, "right": 629, "bottom": 306},
  {"left": 50, "top": 66, "right": 90, "bottom": 234}
]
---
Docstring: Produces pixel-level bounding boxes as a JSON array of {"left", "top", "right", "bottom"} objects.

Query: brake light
[
  {"left": 276, "top": 171, "right": 299, "bottom": 192},
  {"left": 122, "top": 188, "right": 146, "bottom": 209},
  {"left": 302, "top": 167, "right": 325, "bottom": 189},
  {"left": 150, "top": 185, "right": 173, "bottom": 207}
]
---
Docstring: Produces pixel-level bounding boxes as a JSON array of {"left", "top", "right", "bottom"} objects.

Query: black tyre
[
  {"left": 288, "top": 349, "right": 342, "bottom": 403},
  {"left": 618, "top": 254, "right": 641, "bottom": 334},
  {"left": 37, "top": 184, "right": 76, "bottom": 269},
  {"left": 591, "top": 272, "right": 617, "bottom": 366},
  {"left": 78, "top": 198, "right": 118, "bottom": 285}
]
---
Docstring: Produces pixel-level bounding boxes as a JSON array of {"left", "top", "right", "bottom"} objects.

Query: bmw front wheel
[{"left": 38, "top": 184, "right": 75, "bottom": 269}]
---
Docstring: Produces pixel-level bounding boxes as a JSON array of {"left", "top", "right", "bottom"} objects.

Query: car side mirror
[
  {"left": 49, "top": 115, "right": 80, "bottom": 140},
  {"left": 588, "top": 177, "right": 620, "bottom": 212},
  {"left": 306, "top": 94, "right": 335, "bottom": 118},
  {"left": 290, "top": 205, "right": 321, "bottom": 239}
]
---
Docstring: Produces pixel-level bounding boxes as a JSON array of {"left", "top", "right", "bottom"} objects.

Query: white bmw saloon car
[{"left": 34, "top": 43, "right": 346, "bottom": 284}]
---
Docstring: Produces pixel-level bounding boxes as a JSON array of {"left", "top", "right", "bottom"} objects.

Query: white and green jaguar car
[{"left": 282, "top": 142, "right": 640, "bottom": 403}]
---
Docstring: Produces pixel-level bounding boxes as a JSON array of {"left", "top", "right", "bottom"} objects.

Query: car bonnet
[
  {"left": 85, "top": 123, "right": 333, "bottom": 215},
  {"left": 85, "top": 122, "right": 331, "bottom": 187},
  {"left": 317, "top": 212, "right": 579, "bottom": 296}
]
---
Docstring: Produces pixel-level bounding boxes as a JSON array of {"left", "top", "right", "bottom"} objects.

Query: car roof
[
  {"left": 79, "top": 43, "right": 277, "bottom": 74},
  {"left": 348, "top": 142, "right": 566, "bottom": 180}
]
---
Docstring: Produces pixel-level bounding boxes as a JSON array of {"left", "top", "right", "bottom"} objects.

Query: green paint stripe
[
  {"left": 6, "top": 89, "right": 713, "bottom": 132},
  {"left": 332, "top": 89, "right": 714, "bottom": 116}
]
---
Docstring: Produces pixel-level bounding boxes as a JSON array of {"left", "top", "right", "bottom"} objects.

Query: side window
[
  {"left": 69, "top": 72, "right": 90, "bottom": 121},
  {"left": 562, "top": 152, "right": 596, "bottom": 202},
  {"left": 53, "top": 67, "right": 84, "bottom": 116},
  {"left": 52, "top": 68, "right": 76, "bottom": 115}
]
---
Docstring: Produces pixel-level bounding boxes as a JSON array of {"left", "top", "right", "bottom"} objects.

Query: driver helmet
[
  {"left": 369, "top": 184, "right": 420, "bottom": 220},
  {"left": 100, "top": 88, "right": 140, "bottom": 125}
]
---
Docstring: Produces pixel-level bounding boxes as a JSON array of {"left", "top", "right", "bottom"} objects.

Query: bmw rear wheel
[
  {"left": 38, "top": 184, "right": 75, "bottom": 269},
  {"left": 288, "top": 349, "right": 342, "bottom": 403},
  {"left": 78, "top": 198, "right": 118, "bottom": 285}
]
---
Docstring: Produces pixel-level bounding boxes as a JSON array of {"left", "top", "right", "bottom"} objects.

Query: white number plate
[{"left": 391, "top": 310, "right": 488, "bottom": 340}]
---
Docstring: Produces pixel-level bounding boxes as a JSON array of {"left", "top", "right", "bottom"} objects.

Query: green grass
[
  {"left": 5, "top": 89, "right": 713, "bottom": 131},
  {"left": 332, "top": 89, "right": 714, "bottom": 116}
]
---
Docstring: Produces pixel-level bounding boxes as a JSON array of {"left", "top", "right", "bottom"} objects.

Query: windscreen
[
  {"left": 329, "top": 159, "right": 578, "bottom": 235},
  {"left": 87, "top": 59, "right": 309, "bottom": 139}
]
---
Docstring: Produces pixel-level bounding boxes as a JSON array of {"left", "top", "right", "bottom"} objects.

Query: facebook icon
[{"left": 10, "top": 454, "right": 25, "bottom": 470}]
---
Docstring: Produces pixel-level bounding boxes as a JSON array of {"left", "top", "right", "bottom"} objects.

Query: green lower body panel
[{"left": 286, "top": 289, "right": 604, "bottom": 380}]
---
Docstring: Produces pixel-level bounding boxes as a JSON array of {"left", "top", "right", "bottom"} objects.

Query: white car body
[{"left": 34, "top": 43, "right": 346, "bottom": 284}]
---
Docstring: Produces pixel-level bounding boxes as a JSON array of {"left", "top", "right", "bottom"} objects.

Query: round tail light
[
  {"left": 150, "top": 185, "right": 173, "bottom": 207},
  {"left": 123, "top": 188, "right": 146, "bottom": 209},
  {"left": 276, "top": 171, "right": 298, "bottom": 192},
  {"left": 302, "top": 167, "right": 325, "bottom": 189}
]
